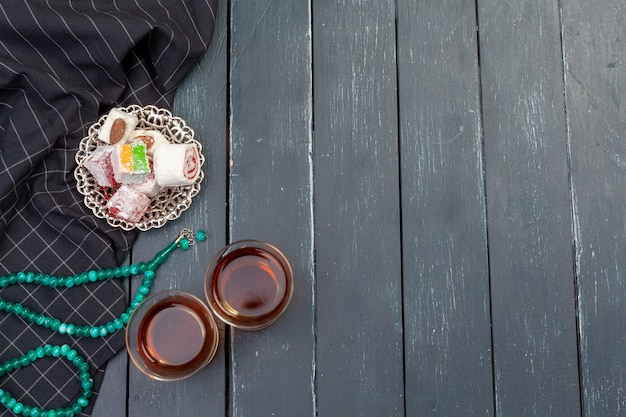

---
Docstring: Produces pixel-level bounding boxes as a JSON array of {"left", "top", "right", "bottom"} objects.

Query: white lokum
[
  {"left": 130, "top": 129, "right": 169, "bottom": 156},
  {"left": 131, "top": 171, "right": 163, "bottom": 198},
  {"left": 153, "top": 143, "right": 201, "bottom": 187},
  {"left": 97, "top": 108, "right": 139, "bottom": 144}
]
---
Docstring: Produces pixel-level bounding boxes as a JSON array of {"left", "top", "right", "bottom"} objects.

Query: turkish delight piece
[
  {"left": 131, "top": 171, "right": 162, "bottom": 198},
  {"left": 98, "top": 108, "right": 139, "bottom": 144},
  {"left": 130, "top": 129, "right": 170, "bottom": 156},
  {"left": 153, "top": 143, "right": 201, "bottom": 187},
  {"left": 111, "top": 141, "right": 150, "bottom": 184},
  {"left": 83, "top": 145, "right": 117, "bottom": 187},
  {"left": 106, "top": 184, "right": 151, "bottom": 223}
]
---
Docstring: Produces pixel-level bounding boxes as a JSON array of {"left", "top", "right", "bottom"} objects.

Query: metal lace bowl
[{"left": 74, "top": 105, "right": 204, "bottom": 231}]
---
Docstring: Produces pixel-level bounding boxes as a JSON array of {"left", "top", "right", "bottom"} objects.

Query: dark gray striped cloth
[{"left": 0, "top": 1, "right": 217, "bottom": 415}]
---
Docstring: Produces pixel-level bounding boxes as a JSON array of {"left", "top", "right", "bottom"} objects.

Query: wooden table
[{"left": 91, "top": 0, "right": 626, "bottom": 416}]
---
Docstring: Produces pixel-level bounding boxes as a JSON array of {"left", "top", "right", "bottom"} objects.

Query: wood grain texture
[
  {"left": 561, "top": 0, "right": 626, "bottom": 415},
  {"left": 228, "top": 0, "right": 315, "bottom": 416},
  {"left": 397, "top": 0, "right": 493, "bottom": 415},
  {"left": 85, "top": 1, "right": 626, "bottom": 416},
  {"left": 312, "top": 1, "right": 404, "bottom": 416},
  {"left": 125, "top": 0, "right": 229, "bottom": 415},
  {"left": 91, "top": 354, "right": 128, "bottom": 416},
  {"left": 478, "top": 0, "right": 581, "bottom": 415}
]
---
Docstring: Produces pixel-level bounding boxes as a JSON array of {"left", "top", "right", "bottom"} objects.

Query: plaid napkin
[{"left": 0, "top": 1, "right": 217, "bottom": 415}]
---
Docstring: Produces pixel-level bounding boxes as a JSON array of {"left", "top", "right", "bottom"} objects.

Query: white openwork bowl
[{"left": 74, "top": 105, "right": 204, "bottom": 231}]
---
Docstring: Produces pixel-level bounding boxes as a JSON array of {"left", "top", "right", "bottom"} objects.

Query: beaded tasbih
[{"left": 0, "top": 228, "right": 207, "bottom": 417}]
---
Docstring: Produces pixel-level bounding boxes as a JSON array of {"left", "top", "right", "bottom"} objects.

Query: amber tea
[
  {"left": 126, "top": 291, "right": 219, "bottom": 381},
  {"left": 205, "top": 240, "right": 293, "bottom": 330}
]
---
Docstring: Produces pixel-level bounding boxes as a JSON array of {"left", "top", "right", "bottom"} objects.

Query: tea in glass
[
  {"left": 126, "top": 290, "right": 219, "bottom": 381},
  {"left": 205, "top": 240, "right": 293, "bottom": 330}
]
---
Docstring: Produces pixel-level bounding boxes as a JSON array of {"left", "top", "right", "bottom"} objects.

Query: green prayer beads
[
  {"left": 0, "top": 229, "right": 207, "bottom": 417},
  {"left": 0, "top": 344, "right": 92, "bottom": 417}
]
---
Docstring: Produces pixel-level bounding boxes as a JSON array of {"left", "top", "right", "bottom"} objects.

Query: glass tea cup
[
  {"left": 126, "top": 290, "right": 219, "bottom": 381},
  {"left": 204, "top": 240, "right": 294, "bottom": 331}
]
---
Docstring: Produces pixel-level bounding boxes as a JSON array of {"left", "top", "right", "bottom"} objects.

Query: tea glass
[
  {"left": 204, "top": 240, "right": 294, "bottom": 330},
  {"left": 126, "top": 240, "right": 294, "bottom": 380},
  {"left": 126, "top": 290, "right": 219, "bottom": 381}
]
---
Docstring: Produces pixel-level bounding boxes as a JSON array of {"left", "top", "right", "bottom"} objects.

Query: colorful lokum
[{"left": 111, "top": 141, "right": 150, "bottom": 184}]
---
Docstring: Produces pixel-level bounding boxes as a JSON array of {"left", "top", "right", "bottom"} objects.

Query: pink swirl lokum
[
  {"left": 83, "top": 145, "right": 117, "bottom": 188},
  {"left": 153, "top": 143, "right": 201, "bottom": 187}
]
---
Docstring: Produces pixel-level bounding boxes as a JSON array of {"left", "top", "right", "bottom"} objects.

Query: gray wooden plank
[
  {"left": 91, "top": 347, "right": 128, "bottom": 417},
  {"left": 478, "top": 0, "right": 581, "bottom": 415},
  {"left": 561, "top": 0, "right": 626, "bottom": 415},
  {"left": 397, "top": 0, "right": 493, "bottom": 415},
  {"left": 126, "top": 0, "right": 229, "bottom": 414},
  {"left": 312, "top": 1, "right": 404, "bottom": 416},
  {"left": 228, "top": 0, "right": 315, "bottom": 416}
]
